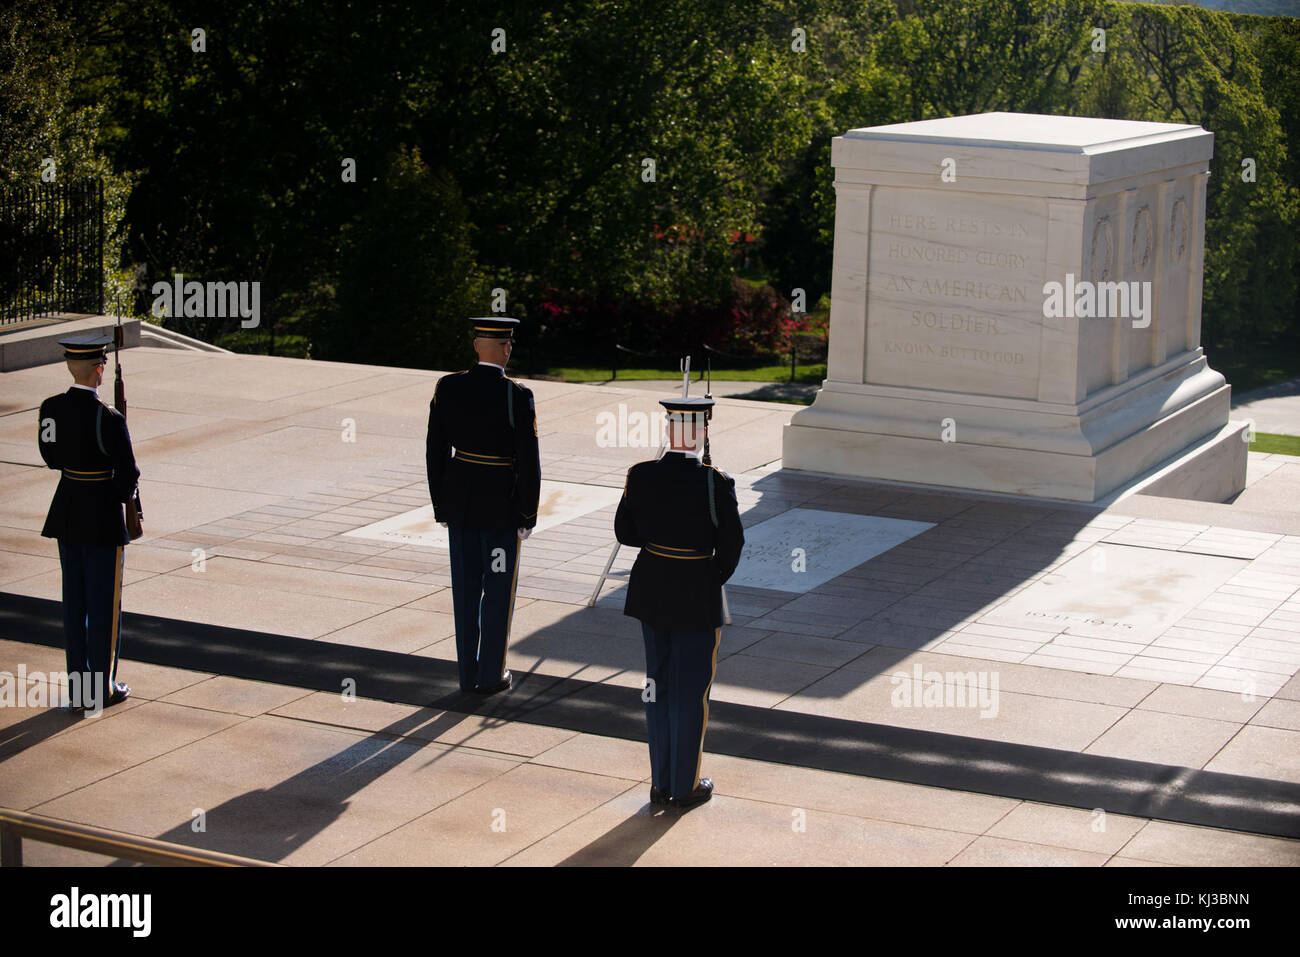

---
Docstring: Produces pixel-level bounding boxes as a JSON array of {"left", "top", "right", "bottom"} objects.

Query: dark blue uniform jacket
[
  {"left": 614, "top": 451, "right": 745, "bottom": 630},
  {"left": 426, "top": 364, "right": 542, "bottom": 532},
  {"left": 38, "top": 388, "right": 140, "bottom": 547}
]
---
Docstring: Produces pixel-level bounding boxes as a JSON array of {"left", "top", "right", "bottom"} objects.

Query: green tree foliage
[
  {"left": 1251, "top": 15, "right": 1300, "bottom": 236},
  {"left": 880, "top": 0, "right": 1105, "bottom": 119},
  {"left": 3, "top": 0, "right": 1296, "bottom": 368},
  {"left": 425, "top": 0, "right": 817, "bottom": 311},
  {"left": 65, "top": 0, "right": 421, "bottom": 349},
  {"left": 1081, "top": 4, "right": 1299, "bottom": 346},
  {"left": 323, "top": 148, "right": 486, "bottom": 368},
  {"left": 759, "top": 0, "right": 900, "bottom": 303},
  {"left": 0, "top": 0, "right": 135, "bottom": 312}
]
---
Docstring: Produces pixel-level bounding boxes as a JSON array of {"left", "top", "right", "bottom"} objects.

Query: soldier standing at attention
[
  {"left": 37, "top": 334, "right": 140, "bottom": 712},
  {"left": 614, "top": 396, "right": 744, "bottom": 809},
  {"left": 426, "top": 317, "right": 541, "bottom": 695}
]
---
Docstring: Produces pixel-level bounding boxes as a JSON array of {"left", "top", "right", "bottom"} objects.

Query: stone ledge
[{"left": 0, "top": 315, "right": 141, "bottom": 372}]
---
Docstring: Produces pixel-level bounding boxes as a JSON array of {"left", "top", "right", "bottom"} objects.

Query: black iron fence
[{"left": 0, "top": 179, "right": 104, "bottom": 325}]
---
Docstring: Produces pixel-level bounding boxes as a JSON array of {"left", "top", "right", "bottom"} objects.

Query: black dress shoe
[
  {"left": 649, "top": 786, "right": 671, "bottom": 806},
  {"left": 672, "top": 778, "right": 713, "bottom": 810},
  {"left": 473, "top": 670, "right": 512, "bottom": 696},
  {"left": 94, "top": 684, "right": 130, "bottom": 711}
]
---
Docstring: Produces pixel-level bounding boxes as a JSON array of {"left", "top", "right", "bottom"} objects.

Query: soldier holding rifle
[
  {"left": 614, "top": 388, "right": 744, "bottom": 810},
  {"left": 37, "top": 333, "right": 141, "bottom": 712}
]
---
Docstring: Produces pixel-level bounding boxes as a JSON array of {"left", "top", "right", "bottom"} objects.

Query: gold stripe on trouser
[
  {"left": 108, "top": 546, "right": 123, "bottom": 680},
  {"left": 693, "top": 627, "right": 723, "bottom": 785},
  {"left": 501, "top": 535, "right": 522, "bottom": 680}
]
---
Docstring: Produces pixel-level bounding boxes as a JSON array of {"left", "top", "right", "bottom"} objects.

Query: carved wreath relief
[
  {"left": 1169, "top": 198, "right": 1189, "bottom": 264},
  {"left": 1131, "top": 205, "right": 1153, "bottom": 271},
  {"left": 1090, "top": 216, "right": 1114, "bottom": 282}
]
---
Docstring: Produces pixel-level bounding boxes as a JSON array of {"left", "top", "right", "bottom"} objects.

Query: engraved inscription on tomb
[{"left": 866, "top": 189, "right": 1045, "bottom": 399}]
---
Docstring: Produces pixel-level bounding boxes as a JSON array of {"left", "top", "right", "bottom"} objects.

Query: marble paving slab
[
  {"left": 342, "top": 480, "right": 624, "bottom": 549},
  {"left": 730, "top": 509, "right": 935, "bottom": 593},
  {"left": 980, "top": 543, "right": 1246, "bottom": 643}
]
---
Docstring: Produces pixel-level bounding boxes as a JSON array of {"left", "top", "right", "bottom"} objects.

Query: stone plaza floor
[{"left": 1, "top": 347, "right": 1298, "bottom": 865}]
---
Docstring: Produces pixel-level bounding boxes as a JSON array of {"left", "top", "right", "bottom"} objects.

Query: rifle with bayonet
[
  {"left": 587, "top": 353, "right": 730, "bottom": 623},
  {"left": 703, "top": 358, "right": 713, "bottom": 466},
  {"left": 114, "top": 302, "right": 144, "bottom": 540},
  {"left": 698, "top": 357, "right": 727, "bottom": 621}
]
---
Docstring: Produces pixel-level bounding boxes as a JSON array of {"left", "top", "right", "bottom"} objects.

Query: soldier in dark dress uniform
[
  {"left": 426, "top": 317, "right": 541, "bottom": 695},
  {"left": 37, "top": 334, "right": 140, "bottom": 712},
  {"left": 614, "top": 396, "right": 745, "bottom": 809}
]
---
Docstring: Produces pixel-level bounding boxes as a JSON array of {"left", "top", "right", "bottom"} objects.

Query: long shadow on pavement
[
  {"left": 3, "top": 590, "right": 1298, "bottom": 840},
  {"left": 557, "top": 808, "right": 680, "bottom": 866}
]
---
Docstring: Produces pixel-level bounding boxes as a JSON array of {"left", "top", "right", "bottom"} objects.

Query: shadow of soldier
[
  {"left": 0, "top": 707, "right": 92, "bottom": 763},
  {"left": 139, "top": 706, "right": 479, "bottom": 865},
  {"left": 527, "top": 467, "right": 1103, "bottom": 713},
  {"left": 557, "top": 805, "right": 682, "bottom": 867}
]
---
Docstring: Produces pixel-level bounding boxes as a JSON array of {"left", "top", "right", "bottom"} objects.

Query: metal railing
[
  {"left": 612, "top": 341, "right": 810, "bottom": 382},
  {"left": 0, "top": 807, "right": 280, "bottom": 867},
  {"left": 0, "top": 179, "right": 104, "bottom": 325},
  {"left": 612, "top": 343, "right": 687, "bottom": 381}
]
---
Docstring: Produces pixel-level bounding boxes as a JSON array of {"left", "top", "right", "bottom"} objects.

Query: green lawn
[{"left": 1250, "top": 432, "right": 1300, "bottom": 456}]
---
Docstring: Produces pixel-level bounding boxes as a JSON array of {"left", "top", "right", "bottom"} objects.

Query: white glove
[{"left": 517, "top": 527, "right": 531, "bottom": 540}]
